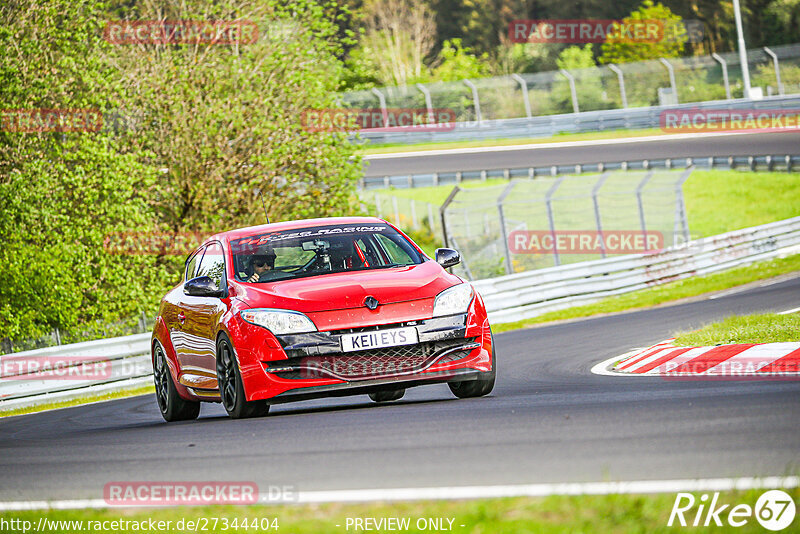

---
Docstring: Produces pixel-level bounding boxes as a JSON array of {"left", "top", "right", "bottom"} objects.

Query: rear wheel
[
  {"left": 153, "top": 342, "right": 200, "bottom": 422},
  {"left": 448, "top": 339, "right": 496, "bottom": 399},
  {"left": 216, "top": 334, "right": 270, "bottom": 419},
  {"left": 368, "top": 389, "right": 405, "bottom": 402}
]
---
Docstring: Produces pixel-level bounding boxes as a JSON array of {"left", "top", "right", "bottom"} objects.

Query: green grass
[
  {"left": 684, "top": 170, "right": 800, "bottom": 236},
  {"left": 673, "top": 313, "right": 800, "bottom": 346},
  {"left": 492, "top": 254, "right": 800, "bottom": 333},
  {"left": 0, "top": 384, "right": 154, "bottom": 418},
  {"left": 358, "top": 127, "right": 667, "bottom": 155},
  {"left": 3, "top": 488, "right": 796, "bottom": 533}
]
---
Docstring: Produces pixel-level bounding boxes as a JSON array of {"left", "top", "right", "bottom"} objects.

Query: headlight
[
  {"left": 432, "top": 283, "right": 474, "bottom": 317},
  {"left": 240, "top": 309, "right": 317, "bottom": 335}
]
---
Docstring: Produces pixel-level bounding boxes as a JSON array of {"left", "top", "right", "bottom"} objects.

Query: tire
[
  {"left": 368, "top": 389, "right": 405, "bottom": 402},
  {"left": 448, "top": 338, "right": 496, "bottom": 399},
  {"left": 153, "top": 342, "right": 200, "bottom": 422},
  {"left": 216, "top": 334, "right": 270, "bottom": 419}
]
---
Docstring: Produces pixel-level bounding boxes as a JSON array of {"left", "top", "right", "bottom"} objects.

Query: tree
[
  {"left": 431, "top": 39, "right": 491, "bottom": 81},
  {"left": 600, "top": 0, "right": 687, "bottom": 64},
  {"left": 0, "top": 0, "right": 364, "bottom": 343},
  {"left": 556, "top": 45, "right": 596, "bottom": 70},
  {"left": 0, "top": 0, "right": 171, "bottom": 342},
  {"left": 106, "top": 0, "right": 362, "bottom": 232},
  {"left": 359, "top": 0, "right": 437, "bottom": 86}
]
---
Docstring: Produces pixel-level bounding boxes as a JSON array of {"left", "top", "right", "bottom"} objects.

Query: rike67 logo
[{"left": 668, "top": 490, "right": 796, "bottom": 530}]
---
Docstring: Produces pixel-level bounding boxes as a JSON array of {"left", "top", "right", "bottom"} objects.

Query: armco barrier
[
  {"left": 360, "top": 154, "right": 800, "bottom": 190},
  {"left": 355, "top": 94, "right": 800, "bottom": 145},
  {"left": 0, "top": 333, "right": 152, "bottom": 411},
  {"left": 3, "top": 217, "right": 799, "bottom": 410},
  {"left": 473, "top": 217, "right": 800, "bottom": 324}
]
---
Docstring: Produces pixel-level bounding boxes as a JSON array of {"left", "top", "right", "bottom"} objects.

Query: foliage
[
  {"left": 556, "top": 45, "right": 596, "bottom": 71},
  {"left": 431, "top": 39, "right": 491, "bottom": 81},
  {"left": 0, "top": 0, "right": 363, "bottom": 343},
  {"left": 600, "top": 0, "right": 687, "bottom": 65},
  {"left": 356, "top": 0, "right": 436, "bottom": 86}
]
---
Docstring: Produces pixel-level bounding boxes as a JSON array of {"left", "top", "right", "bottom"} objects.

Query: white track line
[
  {"left": 708, "top": 278, "right": 796, "bottom": 300},
  {"left": 363, "top": 131, "right": 772, "bottom": 160},
  {"left": 1, "top": 477, "right": 797, "bottom": 510},
  {"left": 779, "top": 306, "right": 800, "bottom": 315},
  {"left": 591, "top": 350, "right": 661, "bottom": 377}
]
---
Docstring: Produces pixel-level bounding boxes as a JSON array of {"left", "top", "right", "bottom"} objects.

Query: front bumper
[{"left": 239, "top": 313, "right": 493, "bottom": 402}]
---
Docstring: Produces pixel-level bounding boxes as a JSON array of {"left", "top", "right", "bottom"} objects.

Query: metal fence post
[
  {"left": 497, "top": 182, "right": 516, "bottom": 274},
  {"left": 635, "top": 170, "right": 655, "bottom": 242},
  {"left": 462, "top": 79, "right": 482, "bottom": 124},
  {"left": 440, "top": 186, "right": 460, "bottom": 248},
  {"left": 607, "top": 64, "right": 628, "bottom": 108},
  {"left": 711, "top": 53, "right": 732, "bottom": 100},
  {"left": 545, "top": 176, "right": 565, "bottom": 266},
  {"left": 370, "top": 87, "right": 389, "bottom": 127},
  {"left": 410, "top": 199, "right": 418, "bottom": 229},
  {"left": 559, "top": 69, "right": 579, "bottom": 113},
  {"left": 375, "top": 193, "right": 382, "bottom": 218},
  {"left": 591, "top": 172, "right": 611, "bottom": 258},
  {"left": 416, "top": 83, "right": 434, "bottom": 123},
  {"left": 392, "top": 196, "right": 400, "bottom": 227},
  {"left": 763, "top": 47, "right": 784, "bottom": 95},
  {"left": 676, "top": 166, "right": 694, "bottom": 245},
  {"left": 659, "top": 58, "right": 679, "bottom": 104},
  {"left": 427, "top": 203, "right": 436, "bottom": 235},
  {"left": 510, "top": 73, "right": 532, "bottom": 119}
]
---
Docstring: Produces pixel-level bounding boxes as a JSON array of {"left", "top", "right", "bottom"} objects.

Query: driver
[{"left": 246, "top": 250, "right": 277, "bottom": 282}]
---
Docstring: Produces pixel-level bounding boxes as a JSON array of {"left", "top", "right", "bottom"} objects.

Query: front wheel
[
  {"left": 369, "top": 389, "right": 405, "bottom": 402},
  {"left": 216, "top": 334, "right": 270, "bottom": 419},
  {"left": 448, "top": 339, "right": 496, "bottom": 399},
  {"left": 153, "top": 342, "right": 200, "bottom": 422}
]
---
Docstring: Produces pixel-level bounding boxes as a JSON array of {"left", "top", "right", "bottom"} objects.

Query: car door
[
  {"left": 178, "top": 241, "right": 228, "bottom": 388},
  {"left": 167, "top": 246, "right": 204, "bottom": 371}
]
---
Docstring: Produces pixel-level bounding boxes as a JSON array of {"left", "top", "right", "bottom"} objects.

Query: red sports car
[{"left": 151, "top": 217, "right": 495, "bottom": 421}]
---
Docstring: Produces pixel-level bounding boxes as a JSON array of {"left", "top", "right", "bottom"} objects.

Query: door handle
[{"left": 178, "top": 312, "right": 186, "bottom": 324}]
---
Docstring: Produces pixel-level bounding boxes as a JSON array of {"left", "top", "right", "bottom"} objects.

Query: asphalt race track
[
  {"left": 1, "top": 276, "right": 798, "bottom": 503},
  {"left": 362, "top": 131, "right": 800, "bottom": 177}
]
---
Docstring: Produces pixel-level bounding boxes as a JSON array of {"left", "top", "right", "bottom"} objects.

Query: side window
[
  {"left": 375, "top": 234, "right": 414, "bottom": 264},
  {"left": 195, "top": 242, "right": 226, "bottom": 290},
  {"left": 185, "top": 248, "right": 204, "bottom": 281}
]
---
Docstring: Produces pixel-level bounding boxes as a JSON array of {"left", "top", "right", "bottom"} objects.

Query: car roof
[{"left": 206, "top": 216, "right": 390, "bottom": 244}]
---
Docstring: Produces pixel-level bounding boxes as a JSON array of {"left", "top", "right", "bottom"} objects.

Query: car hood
[{"left": 235, "top": 260, "right": 460, "bottom": 313}]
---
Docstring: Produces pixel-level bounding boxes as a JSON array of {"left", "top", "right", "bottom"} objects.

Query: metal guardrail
[
  {"left": 360, "top": 153, "right": 800, "bottom": 190},
  {"left": 355, "top": 94, "right": 800, "bottom": 146},
  {"left": 0, "top": 333, "right": 152, "bottom": 410},
  {"left": 3, "top": 217, "right": 799, "bottom": 408},
  {"left": 473, "top": 217, "right": 800, "bottom": 324}
]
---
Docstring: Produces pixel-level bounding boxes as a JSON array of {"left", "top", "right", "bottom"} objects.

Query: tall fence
[
  {"left": 344, "top": 43, "right": 800, "bottom": 124},
  {"left": 439, "top": 168, "right": 692, "bottom": 280},
  {"left": 343, "top": 44, "right": 800, "bottom": 144},
  {"left": 473, "top": 216, "right": 800, "bottom": 324}
]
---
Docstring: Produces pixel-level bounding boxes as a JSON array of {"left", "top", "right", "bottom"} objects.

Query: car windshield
[{"left": 230, "top": 223, "right": 425, "bottom": 283}]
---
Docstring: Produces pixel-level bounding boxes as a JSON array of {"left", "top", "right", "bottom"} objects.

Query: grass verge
[
  {"left": 0, "top": 384, "right": 154, "bottom": 418},
  {"left": 673, "top": 313, "right": 800, "bottom": 346},
  {"left": 491, "top": 254, "right": 800, "bottom": 333},
  {"left": 3, "top": 488, "right": 795, "bottom": 533},
  {"left": 358, "top": 127, "right": 668, "bottom": 155}
]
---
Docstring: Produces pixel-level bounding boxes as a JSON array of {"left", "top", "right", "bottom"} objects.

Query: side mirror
[
  {"left": 435, "top": 248, "right": 461, "bottom": 269},
  {"left": 184, "top": 276, "right": 224, "bottom": 298}
]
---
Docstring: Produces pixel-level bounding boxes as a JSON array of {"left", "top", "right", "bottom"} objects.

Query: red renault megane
[{"left": 151, "top": 217, "right": 495, "bottom": 421}]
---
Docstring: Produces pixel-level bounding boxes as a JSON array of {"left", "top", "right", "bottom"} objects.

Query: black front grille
[{"left": 268, "top": 338, "right": 476, "bottom": 380}]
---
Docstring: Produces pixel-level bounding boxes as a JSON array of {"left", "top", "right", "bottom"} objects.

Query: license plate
[{"left": 340, "top": 327, "right": 418, "bottom": 353}]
